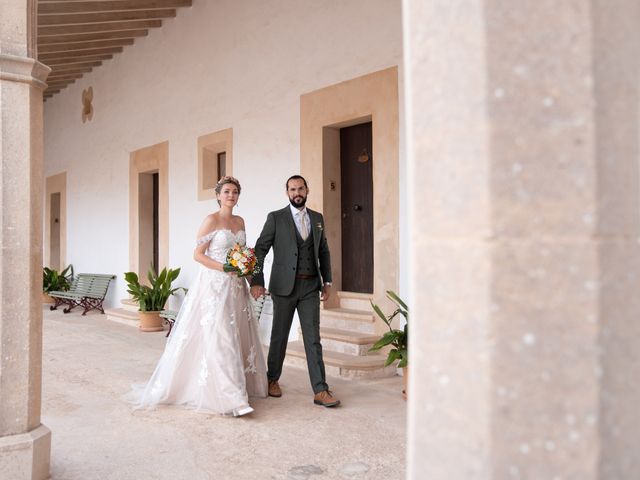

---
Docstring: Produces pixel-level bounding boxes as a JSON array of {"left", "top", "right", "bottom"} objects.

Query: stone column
[
  {"left": 0, "top": 1, "right": 51, "bottom": 479},
  {"left": 404, "top": 1, "right": 640, "bottom": 478}
]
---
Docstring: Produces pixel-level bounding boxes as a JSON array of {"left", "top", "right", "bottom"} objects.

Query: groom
[{"left": 250, "top": 175, "right": 340, "bottom": 407}]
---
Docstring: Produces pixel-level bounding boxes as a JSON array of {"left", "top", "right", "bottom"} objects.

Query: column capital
[{"left": 0, "top": 54, "right": 50, "bottom": 90}]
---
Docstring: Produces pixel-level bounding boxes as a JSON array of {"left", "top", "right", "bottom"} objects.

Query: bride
[{"left": 130, "top": 176, "right": 268, "bottom": 416}]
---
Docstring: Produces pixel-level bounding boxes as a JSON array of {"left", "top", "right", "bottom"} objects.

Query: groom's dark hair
[{"left": 286, "top": 175, "right": 308, "bottom": 189}]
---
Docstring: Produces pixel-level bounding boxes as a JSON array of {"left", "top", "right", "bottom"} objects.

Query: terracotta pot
[
  {"left": 42, "top": 292, "right": 55, "bottom": 304},
  {"left": 402, "top": 366, "right": 408, "bottom": 400},
  {"left": 138, "top": 311, "right": 164, "bottom": 332}
]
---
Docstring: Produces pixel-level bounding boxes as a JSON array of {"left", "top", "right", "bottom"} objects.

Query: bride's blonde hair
[{"left": 215, "top": 176, "right": 241, "bottom": 206}]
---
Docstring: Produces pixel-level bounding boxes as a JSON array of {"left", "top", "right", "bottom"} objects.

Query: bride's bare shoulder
[
  {"left": 197, "top": 213, "right": 219, "bottom": 238},
  {"left": 232, "top": 215, "right": 246, "bottom": 231}
]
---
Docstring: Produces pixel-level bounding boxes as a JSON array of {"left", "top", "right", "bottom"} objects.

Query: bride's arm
[{"left": 193, "top": 215, "right": 225, "bottom": 271}]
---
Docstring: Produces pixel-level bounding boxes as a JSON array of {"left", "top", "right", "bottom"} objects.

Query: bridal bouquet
[{"left": 223, "top": 244, "right": 261, "bottom": 277}]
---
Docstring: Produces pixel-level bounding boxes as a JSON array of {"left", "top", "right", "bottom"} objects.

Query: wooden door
[{"left": 340, "top": 122, "right": 373, "bottom": 293}]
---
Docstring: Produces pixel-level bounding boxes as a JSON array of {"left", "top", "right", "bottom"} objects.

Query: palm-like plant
[
  {"left": 124, "top": 267, "right": 184, "bottom": 312},
  {"left": 369, "top": 290, "right": 408, "bottom": 368},
  {"left": 43, "top": 264, "right": 74, "bottom": 293}
]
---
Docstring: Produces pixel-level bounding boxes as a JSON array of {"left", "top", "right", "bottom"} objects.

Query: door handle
[{"left": 353, "top": 204, "right": 362, "bottom": 211}]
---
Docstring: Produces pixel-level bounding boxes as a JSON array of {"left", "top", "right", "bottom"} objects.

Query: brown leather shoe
[
  {"left": 313, "top": 390, "right": 341, "bottom": 407},
  {"left": 268, "top": 380, "right": 282, "bottom": 398}
]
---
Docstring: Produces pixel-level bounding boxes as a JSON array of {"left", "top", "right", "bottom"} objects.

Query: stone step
[
  {"left": 337, "top": 291, "right": 373, "bottom": 311},
  {"left": 120, "top": 298, "right": 138, "bottom": 312},
  {"left": 298, "top": 326, "right": 379, "bottom": 355},
  {"left": 284, "top": 341, "right": 396, "bottom": 379},
  {"left": 320, "top": 307, "right": 377, "bottom": 334},
  {"left": 105, "top": 307, "right": 139, "bottom": 328}
]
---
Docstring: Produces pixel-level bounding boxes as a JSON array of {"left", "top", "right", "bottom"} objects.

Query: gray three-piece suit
[{"left": 251, "top": 205, "right": 332, "bottom": 394}]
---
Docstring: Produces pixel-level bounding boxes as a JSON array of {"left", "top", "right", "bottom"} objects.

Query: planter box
[{"left": 42, "top": 293, "right": 55, "bottom": 304}]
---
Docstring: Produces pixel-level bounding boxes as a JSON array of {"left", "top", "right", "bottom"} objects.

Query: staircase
[
  {"left": 105, "top": 298, "right": 140, "bottom": 328},
  {"left": 284, "top": 291, "right": 396, "bottom": 379}
]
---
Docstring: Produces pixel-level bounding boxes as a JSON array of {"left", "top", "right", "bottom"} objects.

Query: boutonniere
[{"left": 316, "top": 222, "right": 323, "bottom": 232}]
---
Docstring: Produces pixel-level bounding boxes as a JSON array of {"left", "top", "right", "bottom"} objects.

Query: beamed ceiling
[{"left": 38, "top": 0, "right": 193, "bottom": 100}]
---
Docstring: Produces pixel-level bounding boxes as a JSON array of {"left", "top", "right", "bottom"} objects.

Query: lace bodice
[{"left": 197, "top": 229, "right": 246, "bottom": 263}]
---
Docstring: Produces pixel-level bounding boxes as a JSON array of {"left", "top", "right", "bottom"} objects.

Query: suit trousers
[{"left": 267, "top": 278, "right": 328, "bottom": 394}]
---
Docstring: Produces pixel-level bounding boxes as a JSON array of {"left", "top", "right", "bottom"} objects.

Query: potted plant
[
  {"left": 124, "top": 267, "right": 184, "bottom": 332},
  {"left": 369, "top": 290, "right": 408, "bottom": 399},
  {"left": 42, "top": 264, "right": 74, "bottom": 303}
]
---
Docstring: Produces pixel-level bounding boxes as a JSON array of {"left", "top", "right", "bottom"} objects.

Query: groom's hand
[
  {"left": 251, "top": 285, "right": 266, "bottom": 300},
  {"left": 320, "top": 284, "right": 332, "bottom": 302}
]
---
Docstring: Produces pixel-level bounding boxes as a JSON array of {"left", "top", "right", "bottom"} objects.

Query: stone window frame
[{"left": 197, "top": 128, "right": 233, "bottom": 201}]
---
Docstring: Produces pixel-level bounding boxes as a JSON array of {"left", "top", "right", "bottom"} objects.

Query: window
[{"left": 197, "top": 128, "right": 233, "bottom": 201}]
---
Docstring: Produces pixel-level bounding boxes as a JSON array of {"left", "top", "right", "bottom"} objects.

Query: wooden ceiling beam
[
  {"left": 38, "top": 19, "right": 161, "bottom": 36},
  {"left": 39, "top": 38, "right": 134, "bottom": 53},
  {"left": 38, "top": 29, "right": 148, "bottom": 44},
  {"left": 49, "top": 66, "right": 95, "bottom": 76},
  {"left": 46, "top": 82, "right": 76, "bottom": 90},
  {"left": 46, "top": 78, "right": 74, "bottom": 84},
  {"left": 37, "top": 1, "right": 192, "bottom": 102},
  {"left": 38, "top": 1, "right": 191, "bottom": 14},
  {"left": 38, "top": 46, "right": 124, "bottom": 61},
  {"left": 46, "top": 82, "right": 75, "bottom": 90},
  {"left": 38, "top": 9, "right": 177, "bottom": 26},
  {"left": 47, "top": 60, "right": 102, "bottom": 69},
  {"left": 48, "top": 73, "right": 85, "bottom": 81},
  {"left": 40, "top": 53, "right": 114, "bottom": 65}
]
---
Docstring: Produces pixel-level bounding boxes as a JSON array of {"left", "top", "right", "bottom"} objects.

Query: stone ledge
[
  {"left": 285, "top": 340, "right": 393, "bottom": 376},
  {"left": 319, "top": 326, "right": 379, "bottom": 345},
  {"left": 0, "top": 424, "right": 51, "bottom": 480},
  {"left": 105, "top": 308, "right": 139, "bottom": 328},
  {"left": 336, "top": 291, "right": 373, "bottom": 310}
]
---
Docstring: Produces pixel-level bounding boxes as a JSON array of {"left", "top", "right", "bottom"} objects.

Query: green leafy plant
[
  {"left": 124, "top": 267, "right": 185, "bottom": 312},
  {"left": 43, "top": 264, "right": 74, "bottom": 293},
  {"left": 369, "top": 290, "right": 408, "bottom": 368}
]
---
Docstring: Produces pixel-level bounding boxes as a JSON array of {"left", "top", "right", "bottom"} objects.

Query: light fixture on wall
[
  {"left": 82, "top": 87, "right": 93, "bottom": 123},
  {"left": 357, "top": 148, "right": 369, "bottom": 163}
]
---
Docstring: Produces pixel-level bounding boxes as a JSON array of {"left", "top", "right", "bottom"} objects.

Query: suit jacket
[{"left": 251, "top": 205, "right": 332, "bottom": 296}]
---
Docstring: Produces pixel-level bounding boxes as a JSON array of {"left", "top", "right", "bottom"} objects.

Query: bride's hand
[{"left": 251, "top": 285, "right": 266, "bottom": 299}]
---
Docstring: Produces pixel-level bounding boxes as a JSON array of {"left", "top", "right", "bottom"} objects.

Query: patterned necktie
[{"left": 299, "top": 210, "right": 309, "bottom": 240}]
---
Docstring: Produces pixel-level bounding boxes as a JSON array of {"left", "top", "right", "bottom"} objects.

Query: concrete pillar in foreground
[
  {"left": 404, "top": 1, "right": 640, "bottom": 478},
  {"left": 0, "top": 0, "right": 51, "bottom": 478}
]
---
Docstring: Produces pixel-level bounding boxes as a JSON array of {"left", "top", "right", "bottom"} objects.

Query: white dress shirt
[{"left": 290, "top": 204, "right": 311, "bottom": 239}]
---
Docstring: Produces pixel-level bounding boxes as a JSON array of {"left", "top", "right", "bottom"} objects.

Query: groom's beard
[{"left": 289, "top": 195, "right": 307, "bottom": 208}]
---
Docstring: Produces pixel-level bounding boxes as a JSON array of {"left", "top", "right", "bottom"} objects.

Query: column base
[{"left": 0, "top": 424, "right": 51, "bottom": 480}]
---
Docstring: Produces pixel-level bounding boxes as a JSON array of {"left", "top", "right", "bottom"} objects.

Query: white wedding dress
[{"left": 129, "top": 229, "right": 268, "bottom": 415}]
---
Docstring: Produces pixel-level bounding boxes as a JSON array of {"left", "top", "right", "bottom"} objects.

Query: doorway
[
  {"left": 138, "top": 171, "right": 159, "bottom": 276},
  {"left": 340, "top": 122, "right": 373, "bottom": 293},
  {"left": 45, "top": 172, "right": 67, "bottom": 271},
  {"left": 129, "top": 141, "right": 168, "bottom": 279},
  {"left": 300, "top": 66, "right": 400, "bottom": 332},
  {"left": 50, "top": 192, "right": 61, "bottom": 270}
]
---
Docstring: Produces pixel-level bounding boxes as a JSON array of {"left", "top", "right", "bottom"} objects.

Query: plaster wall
[{"left": 42, "top": 0, "right": 405, "bottom": 313}]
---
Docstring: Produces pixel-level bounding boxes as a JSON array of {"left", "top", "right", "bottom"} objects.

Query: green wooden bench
[
  {"left": 50, "top": 273, "right": 116, "bottom": 315},
  {"left": 160, "top": 293, "right": 271, "bottom": 338}
]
